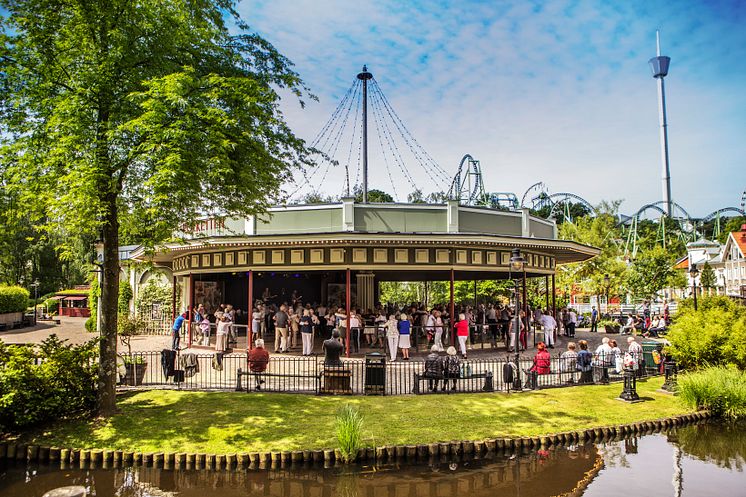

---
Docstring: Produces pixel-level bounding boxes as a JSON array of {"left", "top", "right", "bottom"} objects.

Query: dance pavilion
[{"left": 130, "top": 198, "right": 598, "bottom": 353}]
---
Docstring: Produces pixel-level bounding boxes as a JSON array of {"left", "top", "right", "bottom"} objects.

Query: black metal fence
[{"left": 117, "top": 350, "right": 656, "bottom": 395}]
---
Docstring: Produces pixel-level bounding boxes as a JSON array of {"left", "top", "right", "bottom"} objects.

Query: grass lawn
[{"left": 24, "top": 377, "right": 691, "bottom": 454}]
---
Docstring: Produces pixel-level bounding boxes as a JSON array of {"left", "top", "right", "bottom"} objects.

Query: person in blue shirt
[
  {"left": 398, "top": 313, "right": 411, "bottom": 360},
  {"left": 172, "top": 312, "right": 187, "bottom": 350}
]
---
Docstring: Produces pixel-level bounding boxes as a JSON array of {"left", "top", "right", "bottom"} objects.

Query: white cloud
[{"left": 239, "top": 0, "right": 746, "bottom": 218}]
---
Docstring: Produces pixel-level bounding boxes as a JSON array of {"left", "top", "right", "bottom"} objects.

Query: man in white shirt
[
  {"left": 539, "top": 310, "right": 557, "bottom": 348},
  {"left": 567, "top": 309, "right": 577, "bottom": 337}
]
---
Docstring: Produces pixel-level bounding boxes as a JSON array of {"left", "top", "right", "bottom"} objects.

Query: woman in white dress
[{"left": 215, "top": 312, "right": 230, "bottom": 352}]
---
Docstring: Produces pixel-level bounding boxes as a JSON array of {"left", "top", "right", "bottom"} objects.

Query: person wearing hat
[{"left": 442, "top": 346, "right": 461, "bottom": 391}]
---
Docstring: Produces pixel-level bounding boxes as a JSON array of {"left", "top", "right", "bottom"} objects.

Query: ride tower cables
[
  {"left": 289, "top": 66, "right": 451, "bottom": 202},
  {"left": 369, "top": 77, "right": 452, "bottom": 189},
  {"left": 289, "top": 78, "right": 361, "bottom": 200}
]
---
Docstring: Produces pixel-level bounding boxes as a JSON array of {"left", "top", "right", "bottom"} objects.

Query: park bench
[
  {"left": 413, "top": 370, "right": 494, "bottom": 394},
  {"left": 235, "top": 367, "right": 324, "bottom": 393}
]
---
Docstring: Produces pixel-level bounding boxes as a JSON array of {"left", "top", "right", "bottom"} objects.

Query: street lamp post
[
  {"left": 689, "top": 263, "right": 699, "bottom": 311},
  {"left": 603, "top": 273, "right": 610, "bottom": 315},
  {"left": 509, "top": 248, "right": 526, "bottom": 391},
  {"left": 31, "top": 279, "right": 40, "bottom": 326}
]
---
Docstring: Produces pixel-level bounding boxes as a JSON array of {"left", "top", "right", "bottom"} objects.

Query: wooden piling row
[{"left": 0, "top": 411, "right": 712, "bottom": 471}]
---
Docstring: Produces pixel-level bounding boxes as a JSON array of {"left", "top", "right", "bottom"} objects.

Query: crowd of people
[{"left": 170, "top": 295, "right": 665, "bottom": 370}]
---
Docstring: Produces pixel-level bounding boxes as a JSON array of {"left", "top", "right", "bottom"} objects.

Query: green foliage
[
  {"left": 598, "top": 319, "right": 620, "bottom": 330},
  {"left": 85, "top": 316, "right": 96, "bottom": 333},
  {"left": 335, "top": 404, "right": 364, "bottom": 463},
  {"left": 135, "top": 278, "right": 173, "bottom": 315},
  {"left": 716, "top": 216, "right": 746, "bottom": 244},
  {"left": 43, "top": 297, "right": 59, "bottom": 315},
  {"left": 118, "top": 280, "right": 133, "bottom": 316},
  {"left": 700, "top": 261, "right": 717, "bottom": 289},
  {"left": 666, "top": 296, "right": 746, "bottom": 370},
  {"left": 626, "top": 246, "right": 677, "bottom": 299},
  {"left": 679, "top": 367, "right": 746, "bottom": 420},
  {"left": 353, "top": 185, "right": 394, "bottom": 203},
  {"left": 0, "top": 335, "right": 98, "bottom": 432},
  {"left": 118, "top": 315, "right": 147, "bottom": 356},
  {"left": 0, "top": 285, "right": 30, "bottom": 313}
]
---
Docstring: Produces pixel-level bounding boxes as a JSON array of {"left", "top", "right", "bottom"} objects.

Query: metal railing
[{"left": 117, "top": 350, "right": 654, "bottom": 395}]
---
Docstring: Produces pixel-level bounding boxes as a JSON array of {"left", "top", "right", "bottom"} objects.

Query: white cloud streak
[{"left": 239, "top": 0, "right": 746, "bottom": 217}]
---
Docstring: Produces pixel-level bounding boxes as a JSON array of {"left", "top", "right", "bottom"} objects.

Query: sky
[{"left": 237, "top": 0, "right": 746, "bottom": 218}]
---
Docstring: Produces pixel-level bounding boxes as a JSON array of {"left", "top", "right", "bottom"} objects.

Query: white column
[
  {"left": 342, "top": 197, "right": 355, "bottom": 232},
  {"left": 521, "top": 208, "right": 531, "bottom": 237},
  {"left": 447, "top": 199, "right": 459, "bottom": 233}
]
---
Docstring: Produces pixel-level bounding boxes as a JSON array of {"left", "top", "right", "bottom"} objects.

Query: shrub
[
  {"left": 0, "top": 285, "right": 30, "bottom": 314},
  {"left": 85, "top": 316, "right": 96, "bottom": 333},
  {"left": 666, "top": 296, "right": 746, "bottom": 370},
  {"left": 0, "top": 335, "right": 98, "bottom": 432},
  {"left": 679, "top": 366, "right": 746, "bottom": 420},
  {"left": 44, "top": 298, "right": 59, "bottom": 314},
  {"left": 335, "top": 404, "right": 364, "bottom": 463},
  {"left": 118, "top": 280, "right": 133, "bottom": 316}
]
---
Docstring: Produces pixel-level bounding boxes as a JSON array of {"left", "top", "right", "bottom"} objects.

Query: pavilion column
[
  {"left": 551, "top": 274, "right": 557, "bottom": 320},
  {"left": 449, "top": 268, "right": 455, "bottom": 346},
  {"left": 188, "top": 273, "right": 194, "bottom": 348},
  {"left": 544, "top": 275, "right": 550, "bottom": 312},
  {"left": 522, "top": 270, "right": 528, "bottom": 339},
  {"left": 247, "top": 270, "right": 253, "bottom": 351},
  {"left": 356, "top": 272, "right": 375, "bottom": 312},
  {"left": 345, "top": 268, "right": 351, "bottom": 357}
]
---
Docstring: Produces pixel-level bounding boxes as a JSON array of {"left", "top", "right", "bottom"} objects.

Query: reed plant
[
  {"left": 335, "top": 404, "right": 364, "bottom": 463},
  {"left": 679, "top": 366, "right": 746, "bottom": 420}
]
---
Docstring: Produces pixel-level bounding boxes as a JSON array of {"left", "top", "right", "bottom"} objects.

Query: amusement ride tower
[{"left": 649, "top": 30, "right": 673, "bottom": 217}]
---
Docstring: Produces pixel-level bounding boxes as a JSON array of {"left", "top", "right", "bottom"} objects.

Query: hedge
[{"left": 0, "top": 285, "right": 30, "bottom": 314}]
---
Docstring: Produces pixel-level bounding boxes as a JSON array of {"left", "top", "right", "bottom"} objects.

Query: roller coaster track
[{"left": 701, "top": 207, "right": 745, "bottom": 222}]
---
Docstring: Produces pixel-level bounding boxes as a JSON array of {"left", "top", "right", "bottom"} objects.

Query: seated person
[
  {"left": 645, "top": 316, "right": 667, "bottom": 337},
  {"left": 620, "top": 314, "right": 635, "bottom": 335},
  {"left": 441, "top": 346, "right": 461, "bottom": 391},
  {"left": 423, "top": 345, "right": 443, "bottom": 392},
  {"left": 526, "top": 342, "right": 551, "bottom": 389},
  {"left": 247, "top": 339, "right": 270, "bottom": 390}
]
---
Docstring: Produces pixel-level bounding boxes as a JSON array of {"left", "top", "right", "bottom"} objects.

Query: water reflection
[{"left": 1, "top": 423, "right": 743, "bottom": 497}]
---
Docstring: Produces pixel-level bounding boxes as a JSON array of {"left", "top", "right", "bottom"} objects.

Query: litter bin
[
  {"left": 642, "top": 341, "right": 662, "bottom": 375},
  {"left": 364, "top": 352, "right": 386, "bottom": 395}
]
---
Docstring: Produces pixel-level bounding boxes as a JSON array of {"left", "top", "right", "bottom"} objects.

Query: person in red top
[
  {"left": 455, "top": 313, "right": 470, "bottom": 359},
  {"left": 247, "top": 338, "right": 270, "bottom": 390},
  {"left": 527, "top": 342, "right": 551, "bottom": 389}
]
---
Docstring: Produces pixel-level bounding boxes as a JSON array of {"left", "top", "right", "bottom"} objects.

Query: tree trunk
[{"left": 97, "top": 192, "right": 120, "bottom": 416}]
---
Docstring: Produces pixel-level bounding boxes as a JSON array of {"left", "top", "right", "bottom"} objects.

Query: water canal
[{"left": 1, "top": 422, "right": 743, "bottom": 497}]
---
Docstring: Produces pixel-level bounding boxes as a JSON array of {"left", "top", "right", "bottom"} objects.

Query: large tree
[{"left": 1, "top": 0, "right": 314, "bottom": 415}]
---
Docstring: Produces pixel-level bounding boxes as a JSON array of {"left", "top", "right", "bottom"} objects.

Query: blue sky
[{"left": 238, "top": 0, "right": 746, "bottom": 217}]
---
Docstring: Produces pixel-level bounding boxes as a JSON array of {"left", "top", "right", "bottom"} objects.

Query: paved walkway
[{"left": 1, "top": 317, "right": 664, "bottom": 360}]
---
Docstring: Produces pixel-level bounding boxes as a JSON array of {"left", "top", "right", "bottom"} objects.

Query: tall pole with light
[
  {"left": 604, "top": 273, "right": 610, "bottom": 315},
  {"left": 689, "top": 263, "right": 699, "bottom": 311},
  {"left": 31, "top": 279, "right": 40, "bottom": 325},
  {"left": 509, "top": 248, "right": 525, "bottom": 390},
  {"left": 649, "top": 30, "right": 673, "bottom": 217}
]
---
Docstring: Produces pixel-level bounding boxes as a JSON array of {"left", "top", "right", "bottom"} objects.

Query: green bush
[
  {"left": 85, "top": 316, "right": 96, "bottom": 333},
  {"left": 666, "top": 296, "right": 746, "bottom": 370},
  {"left": 44, "top": 298, "right": 59, "bottom": 314},
  {"left": 679, "top": 366, "right": 746, "bottom": 420},
  {"left": 118, "top": 280, "right": 133, "bottom": 316},
  {"left": 0, "top": 335, "right": 98, "bottom": 432},
  {"left": 0, "top": 285, "right": 30, "bottom": 314},
  {"left": 335, "top": 404, "right": 364, "bottom": 463}
]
